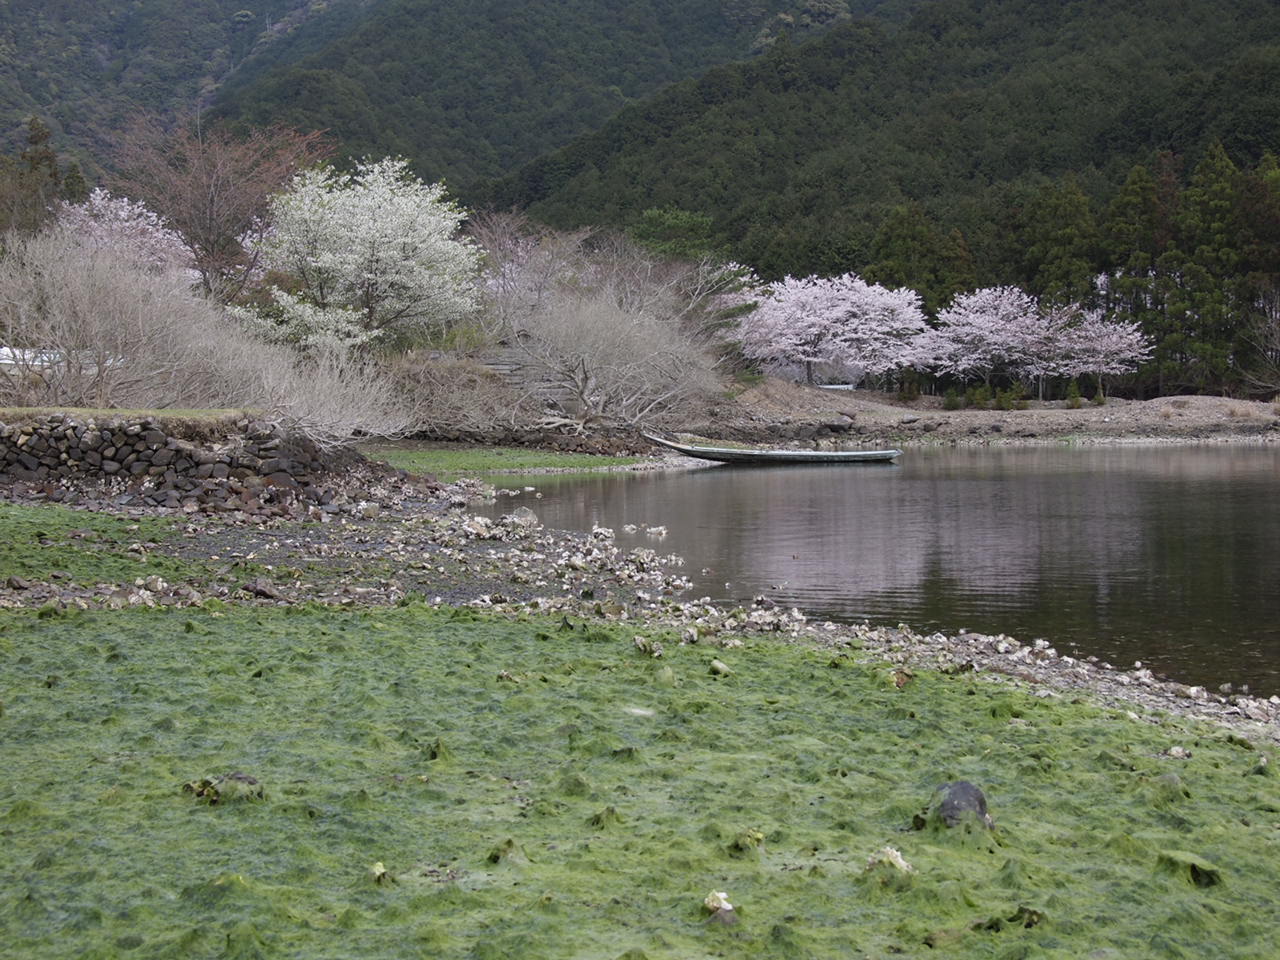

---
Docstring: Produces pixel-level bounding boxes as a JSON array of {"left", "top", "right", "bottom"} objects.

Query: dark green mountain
[
  {"left": 211, "top": 0, "right": 903, "bottom": 190},
  {"left": 0, "top": 0, "right": 370, "bottom": 162},
  {"left": 486, "top": 0, "right": 1280, "bottom": 283}
]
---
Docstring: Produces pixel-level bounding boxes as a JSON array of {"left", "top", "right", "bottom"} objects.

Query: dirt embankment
[{"left": 684, "top": 380, "right": 1280, "bottom": 447}]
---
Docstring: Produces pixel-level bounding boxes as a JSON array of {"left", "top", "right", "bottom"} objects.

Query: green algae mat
[
  {"left": 359, "top": 444, "right": 641, "bottom": 479},
  {"left": 0, "top": 503, "right": 212, "bottom": 587},
  {"left": 1, "top": 605, "right": 1277, "bottom": 959}
]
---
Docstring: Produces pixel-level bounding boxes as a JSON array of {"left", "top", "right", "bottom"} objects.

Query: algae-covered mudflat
[
  {"left": 0, "top": 501, "right": 241, "bottom": 588},
  {"left": 360, "top": 443, "right": 643, "bottom": 480},
  {"left": 2, "top": 604, "right": 1277, "bottom": 958}
]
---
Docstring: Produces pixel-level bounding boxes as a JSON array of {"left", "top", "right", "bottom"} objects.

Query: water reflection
[{"left": 484, "top": 446, "right": 1280, "bottom": 694}]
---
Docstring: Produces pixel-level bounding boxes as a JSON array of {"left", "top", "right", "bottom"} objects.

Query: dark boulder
[{"left": 913, "top": 780, "right": 995, "bottom": 830}]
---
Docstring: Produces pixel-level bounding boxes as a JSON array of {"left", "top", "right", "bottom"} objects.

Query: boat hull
[{"left": 642, "top": 433, "right": 902, "bottom": 465}]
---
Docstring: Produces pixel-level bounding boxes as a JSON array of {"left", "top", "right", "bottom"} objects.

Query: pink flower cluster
[
  {"left": 739, "top": 275, "right": 1152, "bottom": 386},
  {"left": 58, "top": 189, "right": 190, "bottom": 274}
]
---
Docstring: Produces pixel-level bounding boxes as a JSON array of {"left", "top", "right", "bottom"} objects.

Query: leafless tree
[
  {"left": 468, "top": 210, "right": 591, "bottom": 342},
  {"left": 468, "top": 216, "right": 754, "bottom": 429},
  {"left": 1244, "top": 284, "right": 1280, "bottom": 394},
  {"left": 112, "top": 117, "right": 330, "bottom": 302},
  {"left": 582, "top": 231, "right": 756, "bottom": 337},
  {"left": 513, "top": 288, "right": 720, "bottom": 430},
  {"left": 0, "top": 227, "right": 412, "bottom": 447}
]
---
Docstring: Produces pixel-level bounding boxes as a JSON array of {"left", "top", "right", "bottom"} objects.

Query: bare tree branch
[
  {"left": 0, "top": 227, "right": 413, "bottom": 447},
  {"left": 1243, "top": 284, "right": 1280, "bottom": 392},
  {"left": 112, "top": 117, "right": 330, "bottom": 302},
  {"left": 469, "top": 220, "right": 749, "bottom": 429}
]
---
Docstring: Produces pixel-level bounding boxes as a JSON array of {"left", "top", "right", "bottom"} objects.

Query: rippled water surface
[{"left": 485, "top": 445, "right": 1280, "bottom": 694}]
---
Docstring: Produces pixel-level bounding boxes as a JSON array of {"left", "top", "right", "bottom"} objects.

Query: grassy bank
[
  {"left": 2, "top": 603, "right": 1276, "bottom": 958},
  {"left": 361, "top": 443, "right": 642, "bottom": 480}
]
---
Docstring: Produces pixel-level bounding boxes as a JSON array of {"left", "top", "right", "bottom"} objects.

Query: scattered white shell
[
  {"left": 703, "top": 891, "right": 733, "bottom": 913},
  {"left": 865, "top": 846, "right": 914, "bottom": 873}
]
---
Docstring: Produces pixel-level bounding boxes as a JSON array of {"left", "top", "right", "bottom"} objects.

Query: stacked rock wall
[{"left": 0, "top": 414, "right": 349, "bottom": 514}]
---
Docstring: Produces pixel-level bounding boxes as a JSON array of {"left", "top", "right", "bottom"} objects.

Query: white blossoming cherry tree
[
  {"left": 736, "top": 272, "right": 928, "bottom": 385},
  {"left": 916, "top": 286, "right": 1044, "bottom": 388},
  {"left": 738, "top": 276, "right": 1153, "bottom": 399},
  {"left": 1052, "top": 308, "right": 1154, "bottom": 398},
  {"left": 246, "top": 158, "right": 482, "bottom": 352},
  {"left": 915, "top": 287, "right": 1153, "bottom": 397}
]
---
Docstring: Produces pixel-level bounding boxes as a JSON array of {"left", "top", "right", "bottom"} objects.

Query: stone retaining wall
[{"left": 0, "top": 414, "right": 354, "bottom": 515}]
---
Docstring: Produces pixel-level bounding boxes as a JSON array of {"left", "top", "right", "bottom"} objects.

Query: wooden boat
[{"left": 642, "top": 432, "right": 902, "bottom": 465}]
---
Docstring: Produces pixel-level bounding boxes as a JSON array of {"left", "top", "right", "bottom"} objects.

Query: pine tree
[
  {"left": 1019, "top": 174, "right": 1100, "bottom": 305},
  {"left": 20, "top": 117, "right": 60, "bottom": 187},
  {"left": 1167, "top": 141, "right": 1245, "bottom": 389},
  {"left": 1231, "top": 153, "right": 1280, "bottom": 386},
  {"left": 1178, "top": 141, "right": 1242, "bottom": 279},
  {"left": 864, "top": 204, "right": 975, "bottom": 314},
  {"left": 1100, "top": 163, "right": 1164, "bottom": 393},
  {"left": 61, "top": 160, "right": 90, "bottom": 204},
  {"left": 631, "top": 206, "right": 718, "bottom": 260},
  {"left": 0, "top": 116, "right": 63, "bottom": 233},
  {"left": 1103, "top": 164, "right": 1159, "bottom": 269}
]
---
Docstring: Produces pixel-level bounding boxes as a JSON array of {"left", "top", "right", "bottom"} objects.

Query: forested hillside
[
  {"left": 7, "top": 0, "right": 1280, "bottom": 395},
  {"left": 489, "top": 0, "right": 1280, "bottom": 282},
  {"left": 211, "top": 0, "right": 904, "bottom": 190},
  {"left": 0, "top": 0, "right": 368, "bottom": 162}
]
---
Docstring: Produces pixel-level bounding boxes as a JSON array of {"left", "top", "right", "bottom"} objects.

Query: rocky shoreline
[{"left": 3, "top": 451, "right": 1277, "bottom": 750}]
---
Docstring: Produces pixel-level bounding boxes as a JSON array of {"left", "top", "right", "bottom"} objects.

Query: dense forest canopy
[
  {"left": 487, "top": 0, "right": 1280, "bottom": 280},
  {"left": 5, "top": 0, "right": 1280, "bottom": 396},
  {"left": 478, "top": 0, "right": 1280, "bottom": 393},
  {"left": 0, "top": 0, "right": 369, "bottom": 163},
  {"left": 210, "top": 0, "right": 906, "bottom": 191}
]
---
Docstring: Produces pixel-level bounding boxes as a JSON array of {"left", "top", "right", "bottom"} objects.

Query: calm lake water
[{"left": 484, "top": 445, "right": 1280, "bottom": 695}]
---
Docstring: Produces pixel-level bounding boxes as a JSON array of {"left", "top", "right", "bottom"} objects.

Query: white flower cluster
[{"left": 248, "top": 158, "right": 482, "bottom": 351}]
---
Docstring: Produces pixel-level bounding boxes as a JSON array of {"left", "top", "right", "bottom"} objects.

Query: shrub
[
  {"left": 1066, "top": 380, "right": 1082, "bottom": 409},
  {"left": 0, "top": 227, "right": 413, "bottom": 448},
  {"left": 898, "top": 370, "right": 920, "bottom": 401},
  {"left": 996, "top": 383, "right": 1029, "bottom": 410},
  {"left": 942, "top": 387, "right": 963, "bottom": 410},
  {"left": 965, "top": 385, "right": 991, "bottom": 409},
  {"left": 723, "top": 367, "right": 765, "bottom": 400},
  {"left": 385, "top": 354, "right": 529, "bottom": 431}
]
